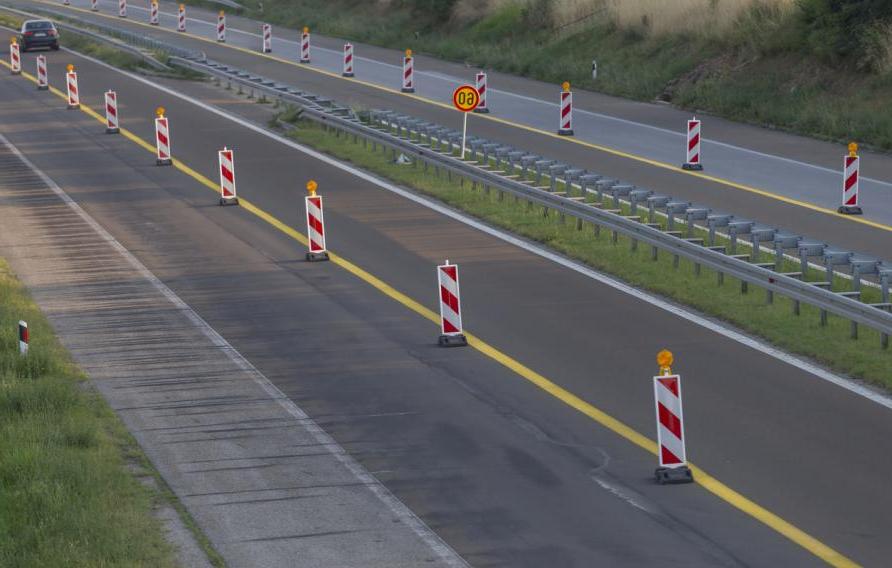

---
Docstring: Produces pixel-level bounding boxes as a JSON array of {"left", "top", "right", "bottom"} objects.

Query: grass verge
[
  {"left": 276, "top": 111, "right": 892, "bottom": 388},
  {"left": 0, "top": 258, "right": 189, "bottom": 566}
]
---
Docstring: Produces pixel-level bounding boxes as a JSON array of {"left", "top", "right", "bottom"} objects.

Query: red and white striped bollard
[
  {"left": 217, "top": 11, "right": 226, "bottom": 42},
  {"left": 91, "top": 0, "right": 97, "bottom": 11},
  {"left": 300, "top": 27, "right": 310, "bottom": 63},
  {"left": 36, "top": 55, "right": 48, "bottom": 89},
  {"left": 839, "top": 142, "right": 863, "bottom": 215},
  {"left": 261, "top": 23, "right": 271, "bottom": 53},
  {"left": 342, "top": 43, "right": 354, "bottom": 77},
  {"left": 119, "top": 0, "right": 127, "bottom": 18},
  {"left": 66, "top": 64, "right": 80, "bottom": 109},
  {"left": 304, "top": 180, "right": 329, "bottom": 261},
  {"left": 218, "top": 147, "right": 239, "bottom": 205},
  {"left": 150, "top": 1, "right": 159, "bottom": 25},
  {"left": 9, "top": 39, "right": 21, "bottom": 75},
  {"left": 473, "top": 71, "right": 489, "bottom": 114},
  {"left": 154, "top": 107, "right": 172, "bottom": 166},
  {"left": 682, "top": 117, "right": 703, "bottom": 171},
  {"left": 437, "top": 260, "right": 467, "bottom": 347},
  {"left": 653, "top": 350, "right": 693, "bottom": 484},
  {"left": 558, "top": 81, "right": 573, "bottom": 136},
  {"left": 177, "top": 4, "right": 186, "bottom": 32},
  {"left": 402, "top": 49, "right": 415, "bottom": 93},
  {"left": 105, "top": 90, "right": 119, "bottom": 134},
  {"left": 18, "top": 320, "right": 29, "bottom": 356}
]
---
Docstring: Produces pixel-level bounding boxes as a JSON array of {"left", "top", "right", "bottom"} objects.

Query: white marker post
[{"left": 18, "top": 320, "right": 29, "bottom": 356}]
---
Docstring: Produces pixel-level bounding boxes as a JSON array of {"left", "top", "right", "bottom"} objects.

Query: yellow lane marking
[
  {"left": 4, "top": 59, "right": 861, "bottom": 568},
  {"left": 30, "top": 0, "right": 892, "bottom": 235}
]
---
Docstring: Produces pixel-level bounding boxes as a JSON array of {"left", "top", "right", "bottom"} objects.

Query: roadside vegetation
[
  {"left": 0, "top": 258, "right": 181, "bottom": 566},
  {"left": 274, "top": 109, "right": 892, "bottom": 388},
  {"left": 230, "top": 0, "right": 892, "bottom": 150}
]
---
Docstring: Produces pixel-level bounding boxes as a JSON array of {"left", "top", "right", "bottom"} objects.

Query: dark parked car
[{"left": 20, "top": 20, "right": 59, "bottom": 52}]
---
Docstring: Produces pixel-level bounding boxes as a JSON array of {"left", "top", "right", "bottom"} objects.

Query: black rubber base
[
  {"left": 67, "top": 104, "right": 80, "bottom": 110},
  {"left": 557, "top": 129, "right": 574, "bottom": 136},
  {"left": 402, "top": 87, "right": 416, "bottom": 93},
  {"left": 156, "top": 158, "right": 172, "bottom": 166},
  {"left": 11, "top": 70, "right": 21, "bottom": 76},
  {"left": 655, "top": 465, "right": 694, "bottom": 485},
  {"left": 838, "top": 205, "right": 863, "bottom": 215},
  {"left": 342, "top": 72, "right": 354, "bottom": 78},
  {"left": 473, "top": 107, "right": 490, "bottom": 114},
  {"left": 105, "top": 127, "right": 119, "bottom": 134},
  {"left": 217, "top": 39, "right": 225, "bottom": 43},
  {"left": 438, "top": 333, "right": 468, "bottom": 347},
  {"left": 37, "top": 85, "right": 48, "bottom": 90},
  {"left": 300, "top": 59, "right": 310, "bottom": 64},
  {"left": 306, "top": 251, "right": 330, "bottom": 262},
  {"left": 219, "top": 197, "right": 239, "bottom": 206},
  {"left": 150, "top": 22, "right": 158, "bottom": 26},
  {"left": 263, "top": 49, "right": 272, "bottom": 54},
  {"left": 682, "top": 163, "right": 704, "bottom": 171}
]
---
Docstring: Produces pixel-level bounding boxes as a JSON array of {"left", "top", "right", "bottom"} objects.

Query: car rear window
[{"left": 25, "top": 21, "right": 53, "bottom": 30}]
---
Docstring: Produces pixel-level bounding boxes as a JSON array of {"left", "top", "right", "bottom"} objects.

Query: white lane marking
[
  {"left": 0, "top": 130, "right": 469, "bottom": 568},
  {"left": 76, "top": 0, "right": 892, "bottom": 187},
  {"left": 66, "top": 49, "right": 892, "bottom": 411}
]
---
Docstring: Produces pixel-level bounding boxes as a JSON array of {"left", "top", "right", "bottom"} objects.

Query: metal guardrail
[
  {"left": 23, "top": 8, "right": 885, "bottom": 342},
  {"left": 168, "top": 54, "right": 892, "bottom": 341}
]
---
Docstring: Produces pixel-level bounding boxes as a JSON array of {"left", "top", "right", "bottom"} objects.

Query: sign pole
[{"left": 461, "top": 112, "right": 468, "bottom": 159}]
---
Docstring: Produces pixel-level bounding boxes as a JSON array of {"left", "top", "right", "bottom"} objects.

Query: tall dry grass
[{"left": 608, "top": 0, "right": 796, "bottom": 36}]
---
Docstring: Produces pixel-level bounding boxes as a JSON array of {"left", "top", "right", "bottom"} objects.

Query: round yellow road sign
[{"left": 453, "top": 85, "right": 480, "bottom": 113}]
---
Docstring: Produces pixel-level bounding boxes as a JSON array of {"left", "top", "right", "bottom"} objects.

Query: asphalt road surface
[
  {"left": 8, "top": 0, "right": 892, "bottom": 265},
  {"left": 2, "top": 42, "right": 891, "bottom": 567}
]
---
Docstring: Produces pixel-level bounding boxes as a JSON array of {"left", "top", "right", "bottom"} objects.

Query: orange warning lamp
[
  {"left": 155, "top": 106, "right": 165, "bottom": 118},
  {"left": 66, "top": 64, "right": 74, "bottom": 72},
  {"left": 848, "top": 142, "right": 858, "bottom": 157},
  {"left": 219, "top": 9, "right": 225, "bottom": 16},
  {"left": 10, "top": 36, "right": 17, "bottom": 45},
  {"left": 405, "top": 49, "right": 412, "bottom": 58},
  {"left": 179, "top": 3, "right": 184, "bottom": 9},
  {"left": 306, "top": 179, "right": 317, "bottom": 196},
  {"left": 562, "top": 81, "right": 571, "bottom": 92},
  {"left": 657, "top": 349, "right": 673, "bottom": 375},
  {"left": 303, "top": 26, "right": 309, "bottom": 34}
]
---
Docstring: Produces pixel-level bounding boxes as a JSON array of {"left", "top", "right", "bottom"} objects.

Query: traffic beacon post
[
  {"left": 838, "top": 142, "right": 863, "bottom": 215},
  {"left": 437, "top": 260, "right": 467, "bottom": 347},
  {"left": 304, "top": 180, "right": 329, "bottom": 262},
  {"left": 154, "top": 106, "right": 172, "bottom": 166},
  {"left": 452, "top": 84, "right": 480, "bottom": 160},
  {"left": 9, "top": 36, "right": 21, "bottom": 75},
  {"left": 653, "top": 350, "right": 694, "bottom": 485}
]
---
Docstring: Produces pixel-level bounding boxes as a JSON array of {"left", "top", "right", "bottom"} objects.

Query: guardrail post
[{"left": 882, "top": 271, "right": 890, "bottom": 349}]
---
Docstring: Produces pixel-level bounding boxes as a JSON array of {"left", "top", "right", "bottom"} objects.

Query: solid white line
[
  {"left": 0, "top": 130, "right": 469, "bottom": 568},
  {"left": 66, "top": 48, "right": 892, "bottom": 411}
]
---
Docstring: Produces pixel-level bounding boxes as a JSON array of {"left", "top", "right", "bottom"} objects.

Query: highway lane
[
  {"left": 19, "top": 0, "right": 892, "bottom": 234},
  {"left": 4, "top": 47, "right": 891, "bottom": 565},
  {"left": 0, "top": 56, "right": 817, "bottom": 568},
  {"left": 8, "top": 0, "right": 892, "bottom": 266}
]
